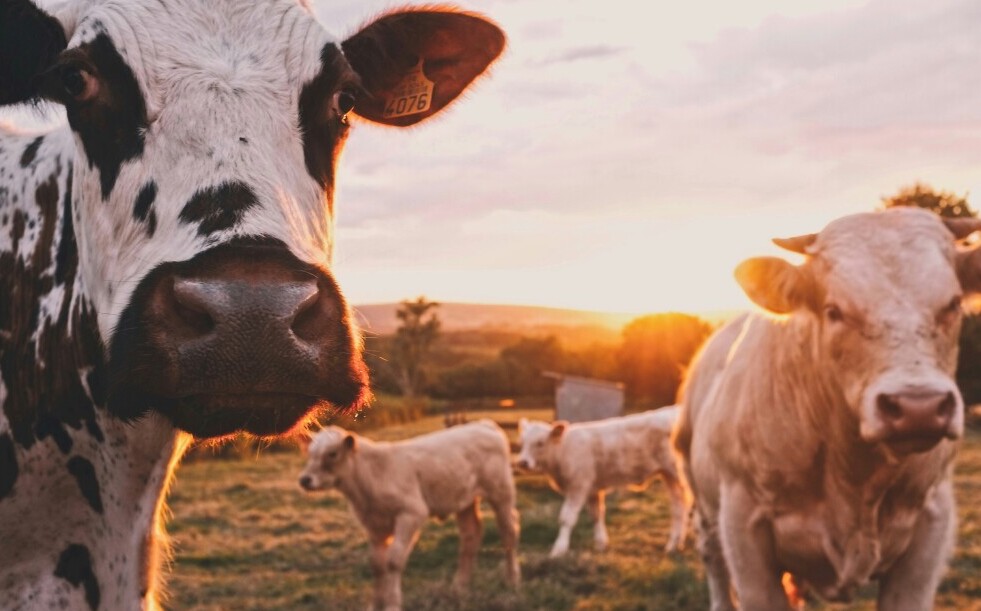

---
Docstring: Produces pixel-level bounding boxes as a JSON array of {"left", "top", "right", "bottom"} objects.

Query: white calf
[
  {"left": 299, "top": 420, "right": 520, "bottom": 611},
  {"left": 517, "top": 407, "right": 687, "bottom": 557}
]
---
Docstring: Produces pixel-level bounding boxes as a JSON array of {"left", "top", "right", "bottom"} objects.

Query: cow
[
  {"left": 298, "top": 420, "right": 521, "bottom": 611},
  {"left": 673, "top": 207, "right": 981, "bottom": 610},
  {"left": 0, "top": 1, "right": 504, "bottom": 608},
  {"left": 516, "top": 407, "right": 688, "bottom": 557}
]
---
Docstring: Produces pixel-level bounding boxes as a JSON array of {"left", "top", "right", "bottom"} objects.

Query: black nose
[
  {"left": 168, "top": 276, "right": 324, "bottom": 344},
  {"left": 299, "top": 476, "right": 313, "bottom": 490},
  {"left": 152, "top": 265, "right": 343, "bottom": 391},
  {"left": 105, "top": 238, "right": 370, "bottom": 438}
]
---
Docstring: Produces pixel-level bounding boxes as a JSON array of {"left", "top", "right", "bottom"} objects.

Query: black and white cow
[{"left": 0, "top": 0, "right": 504, "bottom": 608}]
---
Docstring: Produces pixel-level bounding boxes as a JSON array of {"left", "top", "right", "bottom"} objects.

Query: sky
[
  {"left": 314, "top": 0, "right": 981, "bottom": 315},
  {"left": 9, "top": 0, "right": 981, "bottom": 315}
]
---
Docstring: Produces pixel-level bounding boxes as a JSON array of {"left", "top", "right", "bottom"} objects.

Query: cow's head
[
  {"left": 515, "top": 418, "right": 566, "bottom": 470},
  {"left": 735, "top": 207, "right": 981, "bottom": 454},
  {"left": 0, "top": 0, "right": 503, "bottom": 437},
  {"left": 297, "top": 425, "right": 355, "bottom": 491}
]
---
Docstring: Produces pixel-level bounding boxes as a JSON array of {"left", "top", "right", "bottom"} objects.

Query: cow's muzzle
[
  {"left": 861, "top": 382, "right": 963, "bottom": 453},
  {"left": 106, "top": 238, "right": 369, "bottom": 438}
]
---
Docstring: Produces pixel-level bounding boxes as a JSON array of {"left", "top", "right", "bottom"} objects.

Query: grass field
[{"left": 166, "top": 415, "right": 981, "bottom": 610}]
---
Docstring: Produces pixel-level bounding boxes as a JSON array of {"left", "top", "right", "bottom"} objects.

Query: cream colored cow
[
  {"left": 517, "top": 407, "right": 687, "bottom": 557},
  {"left": 675, "top": 208, "right": 981, "bottom": 610},
  {"left": 299, "top": 420, "right": 520, "bottom": 611}
]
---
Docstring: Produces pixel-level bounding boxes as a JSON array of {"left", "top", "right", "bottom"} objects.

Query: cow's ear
[
  {"left": 0, "top": 1, "right": 68, "bottom": 105},
  {"left": 341, "top": 9, "right": 505, "bottom": 127},
  {"left": 549, "top": 421, "right": 567, "bottom": 440},
  {"left": 956, "top": 244, "right": 981, "bottom": 295},
  {"left": 296, "top": 430, "right": 313, "bottom": 451},
  {"left": 343, "top": 434, "right": 357, "bottom": 451},
  {"left": 735, "top": 257, "right": 814, "bottom": 314}
]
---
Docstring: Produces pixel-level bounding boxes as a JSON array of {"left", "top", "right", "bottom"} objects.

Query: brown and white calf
[
  {"left": 298, "top": 421, "right": 521, "bottom": 611},
  {"left": 0, "top": 1, "right": 503, "bottom": 608},
  {"left": 674, "top": 207, "right": 981, "bottom": 610},
  {"left": 516, "top": 407, "right": 688, "bottom": 557}
]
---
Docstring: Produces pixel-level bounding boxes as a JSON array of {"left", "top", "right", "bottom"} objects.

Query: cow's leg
[
  {"left": 661, "top": 470, "right": 689, "bottom": 552},
  {"left": 718, "top": 482, "right": 792, "bottom": 611},
  {"left": 586, "top": 491, "right": 609, "bottom": 552},
  {"left": 551, "top": 488, "right": 588, "bottom": 557},
  {"left": 371, "top": 513, "right": 425, "bottom": 611},
  {"left": 877, "top": 479, "right": 956, "bottom": 611},
  {"left": 488, "top": 495, "right": 521, "bottom": 587},
  {"left": 698, "top": 510, "right": 737, "bottom": 611},
  {"left": 453, "top": 499, "right": 483, "bottom": 590}
]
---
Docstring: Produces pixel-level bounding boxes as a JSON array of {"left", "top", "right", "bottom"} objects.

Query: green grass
[{"left": 165, "top": 422, "right": 981, "bottom": 610}]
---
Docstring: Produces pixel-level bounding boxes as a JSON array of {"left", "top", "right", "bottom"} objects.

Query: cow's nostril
[
  {"left": 877, "top": 394, "right": 903, "bottom": 421},
  {"left": 290, "top": 284, "right": 338, "bottom": 343},
  {"left": 938, "top": 392, "right": 955, "bottom": 419},
  {"left": 169, "top": 278, "right": 215, "bottom": 335},
  {"left": 299, "top": 476, "right": 312, "bottom": 489}
]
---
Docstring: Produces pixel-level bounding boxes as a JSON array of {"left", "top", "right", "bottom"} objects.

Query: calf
[
  {"left": 516, "top": 407, "right": 688, "bottom": 557},
  {"left": 299, "top": 420, "right": 521, "bottom": 611},
  {"left": 674, "top": 208, "right": 981, "bottom": 610},
  {"left": 0, "top": 1, "right": 503, "bottom": 608}
]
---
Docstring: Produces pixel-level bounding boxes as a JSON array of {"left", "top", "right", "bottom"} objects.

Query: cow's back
[
  {"left": 396, "top": 420, "right": 513, "bottom": 517},
  {"left": 674, "top": 315, "right": 746, "bottom": 460},
  {"left": 559, "top": 410, "right": 676, "bottom": 491}
]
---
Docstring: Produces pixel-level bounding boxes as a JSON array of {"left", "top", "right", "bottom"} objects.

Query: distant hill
[{"left": 352, "top": 302, "right": 641, "bottom": 336}]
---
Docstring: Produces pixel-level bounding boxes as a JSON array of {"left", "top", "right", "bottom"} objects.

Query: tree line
[{"left": 365, "top": 300, "right": 714, "bottom": 408}]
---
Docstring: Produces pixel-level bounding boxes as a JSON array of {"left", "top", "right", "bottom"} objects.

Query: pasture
[{"left": 167, "top": 412, "right": 981, "bottom": 610}]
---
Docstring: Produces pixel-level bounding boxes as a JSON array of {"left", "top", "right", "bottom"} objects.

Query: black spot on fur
[
  {"left": 133, "top": 181, "right": 157, "bottom": 237},
  {"left": 0, "top": 162, "right": 104, "bottom": 451},
  {"left": 0, "top": 0, "right": 67, "bottom": 105},
  {"left": 67, "top": 456, "right": 103, "bottom": 513},
  {"left": 179, "top": 182, "right": 258, "bottom": 236},
  {"left": 54, "top": 544, "right": 101, "bottom": 610},
  {"left": 19, "top": 136, "right": 43, "bottom": 167},
  {"left": 59, "top": 34, "right": 148, "bottom": 199},
  {"left": 36, "top": 413, "right": 73, "bottom": 454},
  {"left": 55, "top": 167, "right": 75, "bottom": 284},
  {"left": 0, "top": 433, "right": 17, "bottom": 500},
  {"left": 298, "top": 43, "right": 350, "bottom": 194}
]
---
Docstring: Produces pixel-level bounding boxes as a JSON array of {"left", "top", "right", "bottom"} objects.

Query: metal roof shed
[{"left": 542, "top": 372, "right": 625, "bottom": 423}]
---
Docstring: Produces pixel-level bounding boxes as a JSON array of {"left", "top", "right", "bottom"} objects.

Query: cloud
[{"left": 539, "top": 44, "right": 625, "bottom": 65}]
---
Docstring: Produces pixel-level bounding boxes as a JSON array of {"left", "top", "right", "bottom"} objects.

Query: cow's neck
[{"left": 0, "top": 127, "right": 186, "bottom": 610}]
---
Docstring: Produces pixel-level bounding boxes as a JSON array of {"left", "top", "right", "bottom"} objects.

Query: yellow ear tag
[{"left": 382, "top": 60, "right": 434, "bottom": 119}]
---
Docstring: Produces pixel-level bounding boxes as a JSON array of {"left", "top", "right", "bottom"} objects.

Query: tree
[
  {"left": 881, "top": 182, "right": 975, "bottom": 218},
  {"left": 618, "top": 313, "right": 714, "bottom": 406},
  {"left": 500, "top": 335, "right": 566, "bottom": 396},
  {"left": 391, "top": 297, "right": 441, "bottom": 397}
]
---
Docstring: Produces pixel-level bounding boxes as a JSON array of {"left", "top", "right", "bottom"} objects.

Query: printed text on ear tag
[{"left": 383, "top": 60, "right": 434, "bottom": 119}]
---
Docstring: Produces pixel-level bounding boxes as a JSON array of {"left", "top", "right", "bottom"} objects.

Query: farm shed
[{"left": 543, "top": 372, "right": 625, "bottom": 423}]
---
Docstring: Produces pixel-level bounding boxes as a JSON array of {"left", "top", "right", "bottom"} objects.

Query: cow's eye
[
  {"left": 337, "top": 90, "right": 356, "bottom": 115},
  {"left": 61, "top": 66, "right": 98, "bottom": 102},
  {"left": 326, "top": 450, "right": 338, "bottom": 459},
  {"left": 824, "top": 303, "right": 843, "bottom": 323}
]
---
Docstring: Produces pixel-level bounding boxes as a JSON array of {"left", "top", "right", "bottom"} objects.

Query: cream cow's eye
[{"left": 824, "top": 303, "right": 843, "bottom": 323}]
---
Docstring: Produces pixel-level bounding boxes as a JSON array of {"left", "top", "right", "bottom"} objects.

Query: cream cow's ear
[
  {"left": 343, "top": 434, "right": 357, "bottom": 452},
  {"left": 735, "top": 257, "right": 813, "bottom": 315},
  {"left": 549, "top": 421, "right": 568, "bottom": 440}
]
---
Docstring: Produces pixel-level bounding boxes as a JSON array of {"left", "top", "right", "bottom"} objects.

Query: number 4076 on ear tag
[{"left": 383, "top": 60, "right": 435, "bottom": 119}]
